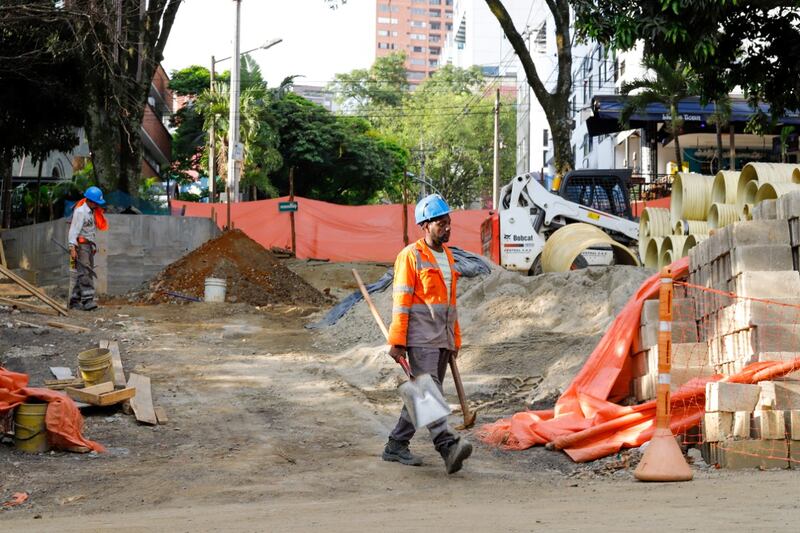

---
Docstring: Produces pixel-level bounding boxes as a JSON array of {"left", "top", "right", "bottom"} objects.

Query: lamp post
[{"left": 208, "top": 32, "right": 282, "bottom": 205}]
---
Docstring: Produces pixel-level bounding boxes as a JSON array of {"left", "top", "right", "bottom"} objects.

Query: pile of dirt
[
  {"left": 135, "top": 230, "right": 332, "bottom": 307},
  {"left": 315, "top": 265, "right": 652, "bottom": 405}
]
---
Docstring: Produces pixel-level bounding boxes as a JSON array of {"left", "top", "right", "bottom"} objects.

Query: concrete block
[
  {"left": 793, "top": 245, "right": 800, "bottom": 271},
  {"left": 752, "top": 410, "right": 786, "bottom": 439},
  {"left": 751, "top": 199, "right": 778, "bottom": 220},
  {"left": 631, "top": 375, "right": 656, "bottom": 402},
  {"left": 777, "top": 191, "right": 800, "bottom": 220},
  {"left": 729, "top": 219, "right": 790, "bottom": 248},
  {"left": 789, "top": 218, "right": 800, "bottom": 246},
  {"left": 789, "top": 410, "right": 800, "bottom": 440},
  {"left": 757, "top": 381, "right": 778, "bottom": 410},
  {"left": 753, "top": 324, "right": 800, "bottom": 354},
  {"left": 707, "top": 439, "right": 789, "bottom": 469},
  {"left": 731, "top": 245, "right": 793, "bottom": 276},
  {"left": 733, "top": 271, "right": 800, "bottom": 299},
  {"left": 705, "top": 381, "right": 761, "bottom": 412},
  {"left": 733, "top": 411, "right": 751, "bottom": 439},
  {"left": 717, "top": 298, "right": 800, "bottom": 333},
  {"left": 703, "top": 412, "right": 733, "bottom": 442},
  {"left": 637, "top": 321, "right": 698, "bottom": 351},
  {"left": 641, "top": 298, "right": 696, "bottom": 324}
]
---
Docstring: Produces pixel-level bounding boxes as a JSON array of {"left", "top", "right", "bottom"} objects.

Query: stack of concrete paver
[
  {"left": 630, "top": 296, "right": 712, "bottom": 402},
  {"left": 687, "top": 191, "right": 800, "bottom": 468}
]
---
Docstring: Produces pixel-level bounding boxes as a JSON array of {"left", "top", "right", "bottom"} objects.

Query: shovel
[{"left": 352, "top": 269, "right": 451, "bottom": 429}]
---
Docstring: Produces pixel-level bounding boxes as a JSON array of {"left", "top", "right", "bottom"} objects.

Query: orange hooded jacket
[{"left": 75, "top": 198, "right": 108, "bottom": 231}]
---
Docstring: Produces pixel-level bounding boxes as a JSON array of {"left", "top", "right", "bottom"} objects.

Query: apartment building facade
[{"left": 375, "top": 0, "right": 455, "bottom": 84}]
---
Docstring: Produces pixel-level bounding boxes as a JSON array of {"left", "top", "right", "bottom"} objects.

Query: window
[
  {"left": 411, "top": 7, "right": 426, "bottom": 15},
  {"left": 377, "top": 42, "right": 395, "bottom": 50},
  {"left": 543, "top": 150, "right": 548, "bottom": 165},
  {"left": 606, "top": 52, "right": 616, "bottom": 82},
  {"left": 445, "top": 10, "right": 453, "bottom": 18},
  {"left": 377, "top": 29, "right": 389, "bottom": 36},
  {"left": 543, "top": 129, "right": 549, "bottom": 147},
  {"left": 377, "top": 17, "right": 398, "bottom": 24},
  {"left": 378, "top": 3, "right": 399, "bottom": 12},
  {"left": 429, "top": 9, "right": 441, "bottom": 17},
  {"left": 407, "top": 71, "right": 426, "bottom": 80},
  {"left": 410, "top": 20, "right": 427, "bottom": 28},
  {"left": 582, "top": 134, "right": 590, "bottom": 157},
  {"left": 410, "top": 33, "right": 426, "bottom": 40},
  {"left": 429, "top": 46, "right": 441, "bottom": 55},
  {"left": 619, "top": 59, "right": 626, "bottom": 78},
  {"left": 588, "top": 75, "right": 593, "bottom": 99},
  {"left": 430, "top": 21, "right": 441, "bottom": 30},
  {"left": 429, "top": 59, "right": 439, "bottom": 67},
  {"left": 446, "top": 0, "right": 453, "bottom": 4},
  {"left": 410, "top": 58, "right": 425, "bottom": 65},
  {"left": 534, "top": 22, "right": 547, "bottom": 53},
  {"left": 412, "top": 46, "right": 424, "bottom": 53},
  {"left": 429, "top": 34, "right": 441, "bottom": 42},
  {"left": 571, "top": 96, "right": 576, "bottom": 117},
  {"left": 445, "top": 22, "right": 453, "bottom": 31},
  {"left": 429, "top": 0, "right": 441, "bottom": 4}
]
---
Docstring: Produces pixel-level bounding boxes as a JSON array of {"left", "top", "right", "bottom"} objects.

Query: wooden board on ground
[
  {"left": 0, "top": 263, "right": 67, "bottom": 316},
  {"left": 45, "top": 378, "right": 84, "bottom": 390},
  {"left": 0, "top": 297, "right": 59, "bottom": 315},
  {"left": 99, "top": 340, "right": 126, "bottom": 388},
  {"left": 126, "top": 373, "right": 157, "bottom": 425},
  {"left": 50, "top": 367, "right": 74, "bottom": 380},
  {"left": 47, "top": 320, "right": 90, "bottom": 333},
  {"left": 65, "top": 382, "right": 136, "bottom": 406},
  {"left": 154, "top": 406, "right": 168, "bottom": 425},
  {"left": 0, "top": 238, "right": 6, "bottom": 268}
]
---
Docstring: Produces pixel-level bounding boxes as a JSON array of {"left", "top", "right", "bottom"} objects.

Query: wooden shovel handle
[
  {"left": 352, "top": 269, "right": 389, "bottom": 340},
  {"left": 449, "top": 354, "right": 474, "bottom": 426}
]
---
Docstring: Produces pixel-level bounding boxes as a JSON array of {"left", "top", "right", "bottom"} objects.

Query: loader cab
[{"left": 558, "top": 169, "right": 634, "bottom": 220}]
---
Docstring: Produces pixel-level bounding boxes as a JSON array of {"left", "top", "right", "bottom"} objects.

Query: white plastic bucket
[{"left": 204, "top": 277, "right": 227, "bottom": 302}]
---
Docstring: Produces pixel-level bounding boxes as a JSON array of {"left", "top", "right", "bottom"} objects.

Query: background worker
[
  {"left": 383, "top": 193, "right": 473, "bottom": 475},
  {"left": 68, "top": 186, "right": 108, "bottom": 311}
]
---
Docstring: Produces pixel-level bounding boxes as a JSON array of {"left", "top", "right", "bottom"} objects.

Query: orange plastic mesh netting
[
  {"left": 477, "top": 257, "right": 800, "bottom": 462},
  {"left": 171, "top": 197, "right": 490, "bottom": 262},
  {"left": 0, "top": 368, "right": 105, "bottom": 452}
]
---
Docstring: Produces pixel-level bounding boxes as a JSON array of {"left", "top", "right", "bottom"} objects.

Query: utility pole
[
  {"left": 226, "top": 0, "right": 242, "bottom": 206},
  {"left": 402, "top": 168, "right": 409, "bottom": 245},
  {"left": 492, "top": 88, "right": 501, "bottom": 210},
  {"left": 209, "top": 56, "right": 216, "bottom": 203},
  {"left": 418, "top": 140, "right": 427, "bottom": 197}
]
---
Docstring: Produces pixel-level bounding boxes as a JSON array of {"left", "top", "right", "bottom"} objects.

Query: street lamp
[{"left": 207, "top": 36, "right": 283, "bottom": 204}]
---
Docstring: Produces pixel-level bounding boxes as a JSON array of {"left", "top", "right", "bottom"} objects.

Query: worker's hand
[
  {"left": 388, "top": 345, "right": 406, "bottom": 362},
  {"left": 69, "top": 246, "right": 77, "bottom": 260}
]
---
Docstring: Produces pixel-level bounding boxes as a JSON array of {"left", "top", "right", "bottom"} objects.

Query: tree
[
  {"left": 620, "top": 56, "right": 699, "bottom": 170},
  {"left": 708, "top": 95, "right": 732, "bottom": 172},
  {"left": 573, "top": 1, "right": 800, "bottom": 120},
  {"left": 484, "top": 0, "right": 574, "bottom": 180},
  {"left": 63, "top": 0, "right": 181, "bottom": 195},
  {"left": 0, "top": 1, "right": 86, "bottom": 228},
  {"left": 329, "top": 52, "right": 409, "bottom": 109}
]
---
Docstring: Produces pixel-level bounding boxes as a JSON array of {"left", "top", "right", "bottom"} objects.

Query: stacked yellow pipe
[
  {"left": 541, "top": 223, "right": 640, "bottom": 272},
  {"left": 638, "top": 207, "right": 671, "bottom": 260},
  {"left": 644, "top": 237, "right": 664, "bottom": 269},
  {"left": 711, "top": 170, "right": 739, "bottom": 205},
  {"left": 671, "top": 172, "right": 714, "bottom": 225},
  {"left": 735, "top": 162, "right": 800, "bottom": 212},
  {"left": 660, "top": 235, "right": 689, "bottom": 268},
  {"left": 707, "top": 203, "right": 739, "bottom": 229},
  {"left": 755, "top": 182, "right": 800, "bottom": 203},
  {"left": 673, "top": 219, "right": 709, "bottom": 236}
]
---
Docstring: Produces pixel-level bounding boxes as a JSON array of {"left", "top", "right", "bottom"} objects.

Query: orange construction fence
[{"left": 172, "top": 197, "right": 491, "bottom": 263}]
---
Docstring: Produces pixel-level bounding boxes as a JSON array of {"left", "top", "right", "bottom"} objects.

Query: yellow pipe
[
  {"left": 711, "top": 170, "right": 739, "bottom": 205},
  {"left": 541, "top": 223, "right": 639, "bottom": 272},
  {"left": 707, "top": 203, "right": 739, "bottom": 229}
]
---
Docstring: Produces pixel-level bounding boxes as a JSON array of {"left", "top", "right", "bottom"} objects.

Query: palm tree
[
  {"left": 621, "top": 55, "right": 700, "bottom": 171},
  {"left": 708, "top": 94, "right": 732, "bottom": 171}
]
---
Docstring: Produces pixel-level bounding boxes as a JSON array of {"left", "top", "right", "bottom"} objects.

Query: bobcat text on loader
[{"left": 482, "top": 169, "right": 640, "bottom": 274}]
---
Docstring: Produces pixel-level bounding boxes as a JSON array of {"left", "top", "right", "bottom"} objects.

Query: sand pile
[
  {"left": 137, "top": 230, "right": 331, "bottom": 306},
  {"left": 316, "top": 265, "right": 651, "bottom": 404}
]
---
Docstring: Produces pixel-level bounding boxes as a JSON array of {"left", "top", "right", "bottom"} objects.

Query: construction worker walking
[
  {"left": 67, "top": 186, "right": 108, "bottom": 311},
  {"left": 383, "top": 193, "right": 473, "bottom": 474}
]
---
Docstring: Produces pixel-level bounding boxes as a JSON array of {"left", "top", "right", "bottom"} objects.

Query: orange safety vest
[
  {"left": 387, "top": 238, "right": 461, "bottom": 350},
  {"left": 75, "top": 198, "right": 108, "bottom": 231}
]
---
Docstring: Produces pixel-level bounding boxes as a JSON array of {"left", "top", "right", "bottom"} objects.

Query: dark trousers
[
  {"left": 69, "top": 243, "right": 95, "bottom": 307},
  {"left": 389, "top": 346, "right": 457, "bottom": 453}
]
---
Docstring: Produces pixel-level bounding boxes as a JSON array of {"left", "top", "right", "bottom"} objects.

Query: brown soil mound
[{"left": 138, "top": 230, "right": 331, "bottom": 306}]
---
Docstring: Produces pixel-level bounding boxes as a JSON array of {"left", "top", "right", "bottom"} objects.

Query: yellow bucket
[
  {"left": 78, "top": 347, "right": 114, "bottom": 386},
  {"left": 14, "top": 402, "right": 50, "bottom": 453}
]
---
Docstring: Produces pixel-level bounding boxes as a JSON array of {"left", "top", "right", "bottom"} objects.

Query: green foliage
[
  {"left": 574, "top": 1, "right": 800, "bottom": 117},
  {"left": 329, "top": 52, "right": 409, "bottom": 108}
]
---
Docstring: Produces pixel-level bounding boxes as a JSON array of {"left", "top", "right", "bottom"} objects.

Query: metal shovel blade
[{"left": 398, "top": 373, "right": 451, "bottom": 429}]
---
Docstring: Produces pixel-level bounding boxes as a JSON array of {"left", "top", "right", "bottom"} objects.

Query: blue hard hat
[
  {"left": 415, "top": 193, "right": 450, "bottom": 224},
  {"left": 84, "top": 186, "right": 106, "bottom": 206}
]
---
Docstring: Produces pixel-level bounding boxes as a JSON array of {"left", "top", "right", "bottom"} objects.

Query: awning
[{"left": 586, "top": 95, "right": 800, "bottom": 136}]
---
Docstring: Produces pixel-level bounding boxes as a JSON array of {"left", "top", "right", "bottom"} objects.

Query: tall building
[{"left": 375, "top": 0, "right": 455, "bottom": 84}]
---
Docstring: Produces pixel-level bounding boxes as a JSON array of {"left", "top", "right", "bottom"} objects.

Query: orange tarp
[
  {"left": 478, "top": 256, "right": 800, "bottom": 462},
  {"left": 0, "top": 368, "right": 104, "bottom": 452},
  {"left": 171, "top": 197, "right": 491, "bottom": 263}
]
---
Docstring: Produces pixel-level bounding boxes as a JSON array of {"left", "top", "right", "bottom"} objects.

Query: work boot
[
  {"left": 382, "top": 438, "right": 423, "bottom": 466},
  {"left": 440, "top": 438, "right": 472, "bottom": 475},
  {"left": 81, "top": 300, "right": 98, "bottom": 311}
]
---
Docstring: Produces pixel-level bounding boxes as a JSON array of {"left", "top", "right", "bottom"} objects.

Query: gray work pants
[
  {"left": 389, "top": 346, "right": 457, "bottom": 453},
  {"left": 69, "top": 242, "right": 95, "bottom": 307}
]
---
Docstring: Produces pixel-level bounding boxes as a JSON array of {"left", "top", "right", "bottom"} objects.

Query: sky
[{"left": 162, "top": 0, "right": 376, "bottom": 87}]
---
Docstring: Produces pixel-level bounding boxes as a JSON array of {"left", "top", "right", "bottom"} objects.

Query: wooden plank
[
  {"left": 46, "top": 321, "right": 90, "bottom": 333},
  {"left": 0, "top": 238, "right": 6, "bottom": 268},
  {"left": 126, "top": 373, "right": 157, "bottom": 425},
  {"left": 45, "top": 378, "right": 84, "bottom": 391},
  {"left": 96, "top": 387, "right": 136, "bottom": 406},
  {"left": 154, "top": 406, "right": 168, "bottom": 425},
  {"left": 99, "top": 340, "right": 127, "bottom": 388},
  {"left": 13, "top": 319, "right": 47, "bottom": 329},
  {"left": 0, "top": 263, "right": 67, "bottom": 315},
  {"left": 0, "top": 297, "right": 58, "bottom": 315},
  {"left": 65, "top": 381, "right": 114, "bottom": 404}
]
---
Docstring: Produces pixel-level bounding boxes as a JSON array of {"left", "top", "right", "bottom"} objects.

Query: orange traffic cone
[{"left": 634, "top": 267, "right": 693, "bottom": 482}]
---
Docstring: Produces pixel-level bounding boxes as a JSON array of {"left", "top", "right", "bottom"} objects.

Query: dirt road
[{"left": 2, "top": 267, "right": 799, "bottom": 531}]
